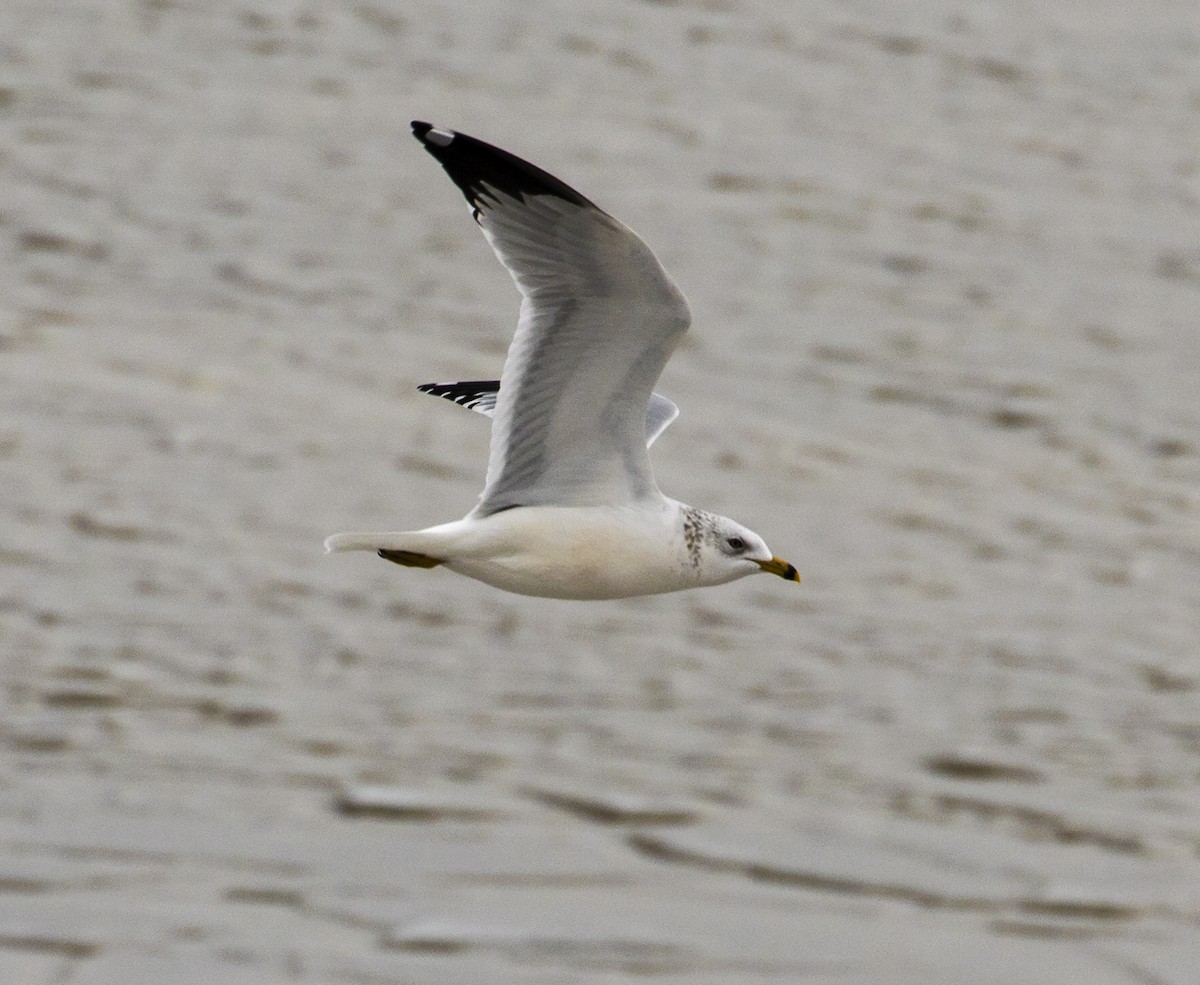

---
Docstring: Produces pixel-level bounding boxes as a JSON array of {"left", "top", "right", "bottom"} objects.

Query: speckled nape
[{"left": 681, "top": 506, "right": 717, "bottom": 569}]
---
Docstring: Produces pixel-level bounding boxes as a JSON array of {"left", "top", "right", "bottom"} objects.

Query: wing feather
[
  {"left": 418, "top": 381, "right": 679, "bottom": 448},
  {"left": 412, "top": 122, "right": 690, "bottom": 514}
]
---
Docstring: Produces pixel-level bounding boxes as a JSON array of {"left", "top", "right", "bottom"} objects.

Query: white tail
[
  {"left": 326, "top": 519, "right": 470, "bottom": 560},
  {"left": 325, "top": 528, "right": 457, "bottom": 556},
  {"left": 324, "top": 532, "right": 389, "bottom": 553}
]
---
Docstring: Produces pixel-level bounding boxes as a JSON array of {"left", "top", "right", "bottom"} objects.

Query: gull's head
[{"left": 691, "top": 512, "right": 800, "bottom": 587}]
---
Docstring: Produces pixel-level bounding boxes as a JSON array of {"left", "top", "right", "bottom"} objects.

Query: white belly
[{"left": 442, "top": 504, "right": 698, "bottom": 600}]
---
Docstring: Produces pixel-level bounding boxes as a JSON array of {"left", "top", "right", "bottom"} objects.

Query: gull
[{"left": 325, "top": 122, "right": 799, "bottom": 600}]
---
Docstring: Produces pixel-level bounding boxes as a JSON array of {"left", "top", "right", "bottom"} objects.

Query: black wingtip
[
  {"left": 417, "top": 380, "right": 501, "bottom": 410},
  {"left": 408, "top": 121, "right": 597, "bottom": 213},
  {"left": 412, "top": 121, "right": 461, "bottom": 154}
]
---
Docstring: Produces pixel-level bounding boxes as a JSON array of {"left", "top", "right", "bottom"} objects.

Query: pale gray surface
[{"left": 2, "top": 0, "right": 1198, "bottom": 982}]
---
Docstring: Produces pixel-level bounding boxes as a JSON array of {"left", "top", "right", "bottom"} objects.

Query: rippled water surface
[{"left": 2, "top": 1, "right": 1198, "bottom": 981}]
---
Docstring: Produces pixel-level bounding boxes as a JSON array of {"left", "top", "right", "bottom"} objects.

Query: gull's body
[
  {"left": 326, "top": 122, "right": 798, "bottom": 599},
  {"left": 334, "top": 500, "right": 697, "bottom": 601}
]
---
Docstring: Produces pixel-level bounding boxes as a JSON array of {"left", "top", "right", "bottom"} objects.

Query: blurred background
[{"left": 1, "top": 0, "right": 1198, "bottom": 981}]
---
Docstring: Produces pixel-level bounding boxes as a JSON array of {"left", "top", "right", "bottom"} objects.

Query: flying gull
[{"left": 325, "top": 122, "right": 799, "bottom": 599}]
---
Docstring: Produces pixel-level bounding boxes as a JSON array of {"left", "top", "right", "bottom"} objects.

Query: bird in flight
[{"left": 326, "top": 122, "right": 799, "bottom": 599}]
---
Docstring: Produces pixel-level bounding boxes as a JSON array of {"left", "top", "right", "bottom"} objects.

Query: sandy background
[{"left": 2, "top": 0, "right": 1199, "bottom": 981}]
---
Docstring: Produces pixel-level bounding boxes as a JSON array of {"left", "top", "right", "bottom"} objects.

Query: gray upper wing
[{"left": 412, "top": 123, "right": 690, "bottom": 515}]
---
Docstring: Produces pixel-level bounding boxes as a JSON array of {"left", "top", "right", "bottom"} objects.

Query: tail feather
[
  {"left": 324, "top": 529, "right": 453, "bottom": 559},
  {"left": 324, "top": 532, "right": 393, "bottom": 553}
]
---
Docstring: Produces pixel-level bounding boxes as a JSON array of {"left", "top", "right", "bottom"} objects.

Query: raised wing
[
  {"left": 417, "top": 380, "right": 501, "bottom": 416},
  {"left": 418, "top": 381, "right": 680, "bottom": 448},
  {"left": 412, "top": 122, "right": 690, "bottom": 515}
]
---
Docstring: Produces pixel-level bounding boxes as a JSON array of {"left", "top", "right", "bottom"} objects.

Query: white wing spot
[{"left": 427, "top": 127, "right": 455, "bottom": 146}]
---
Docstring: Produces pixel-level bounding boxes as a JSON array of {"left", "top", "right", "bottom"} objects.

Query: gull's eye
[{"left": 725, "top": 536, "right": 746, "bottom": 552}]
